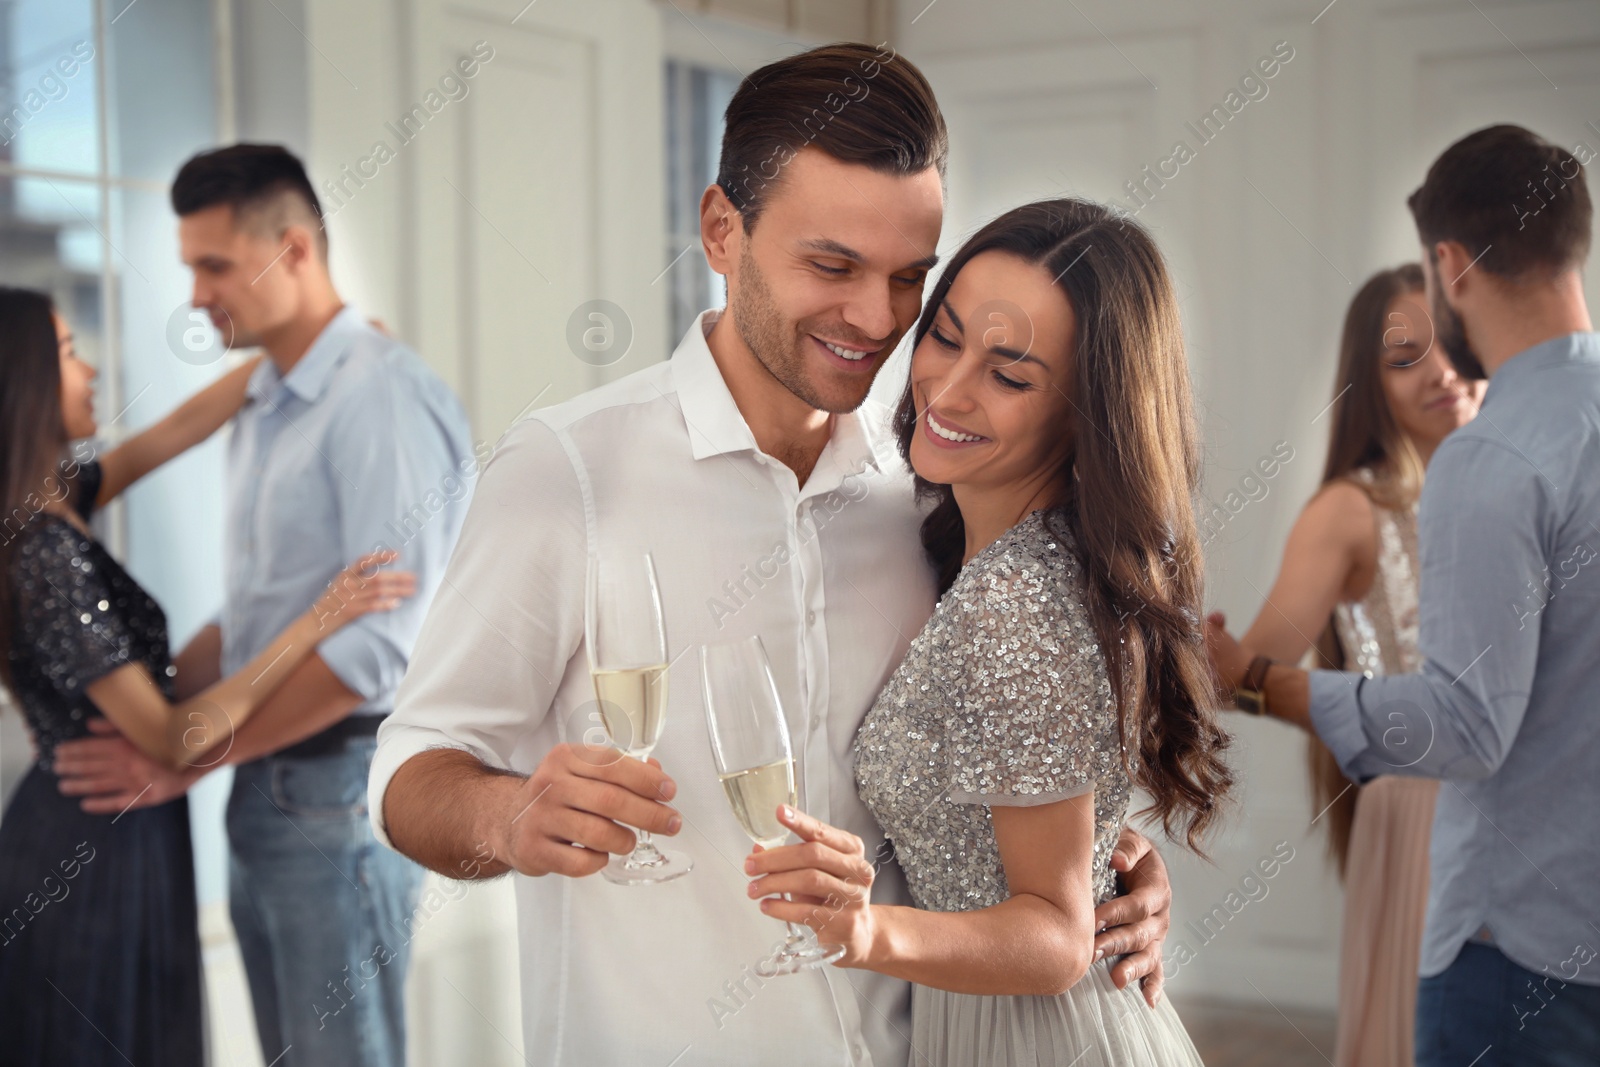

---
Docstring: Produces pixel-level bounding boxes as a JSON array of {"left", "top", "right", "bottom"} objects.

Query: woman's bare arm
[
  {"left": 171, "top": 623, "right": 223, "bottom": 701},
  {"left": 750, "top": 795, "right": 1100, "bottom": 997},
  {"left": 1239, "top": 480, "right": 1377, "bottom": 664},
  {"left": 82, "top": 552, "right": 412, "bottom": 770},
  {"left": 53, "top": 655, "right": 367, "bottom": 812},
  {"left": 95, "top": 355, "right": 262, "bottom": 506}
]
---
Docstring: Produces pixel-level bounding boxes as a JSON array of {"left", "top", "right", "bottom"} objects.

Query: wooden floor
[{"left": 1171, "top": 995, "right": 1338, "bottom": 1067}]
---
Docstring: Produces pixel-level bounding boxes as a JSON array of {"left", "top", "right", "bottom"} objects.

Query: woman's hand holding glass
[
  {"left": 701, "top": 635, "right": 845, "bottom": 974},
  {"left": 742, "top": 804, "right": 881, "bottom": 968}
]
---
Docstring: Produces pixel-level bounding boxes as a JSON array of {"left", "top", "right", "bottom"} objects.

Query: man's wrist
[
  {"left": 471, "top": 766, "right": 528, "bottom": 868},
  {"left": 1265, "top": 663, "right": 1314, "bottom": 730}
]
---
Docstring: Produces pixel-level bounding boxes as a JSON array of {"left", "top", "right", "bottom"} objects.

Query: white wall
[{"left": 898, "top": 0, "right": 1600, "bottom": 1012}]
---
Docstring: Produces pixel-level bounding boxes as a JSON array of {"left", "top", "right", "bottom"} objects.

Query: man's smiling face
[{"left": 720, "top": 147, "right": 945, "bottom": 414}]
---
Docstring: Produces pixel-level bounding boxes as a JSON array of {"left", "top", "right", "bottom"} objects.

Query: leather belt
[{"left": 277, "top": 713, "right": 385, "bottom": 760}]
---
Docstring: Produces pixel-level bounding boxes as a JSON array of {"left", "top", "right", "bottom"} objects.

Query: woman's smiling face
[
  {"left": 907, "top": 250, "right": 1078, "bottom": 495},
  {"left": 1376, "top": 287, "right": 1484, "bottom": 446},
  {"left": 56, "top": 312, "right": 97, "bottom": 440}
]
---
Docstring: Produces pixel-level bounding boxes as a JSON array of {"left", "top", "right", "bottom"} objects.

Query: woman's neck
[{"left": 954, "top": 478, "right": 1061, "bottom": 566}]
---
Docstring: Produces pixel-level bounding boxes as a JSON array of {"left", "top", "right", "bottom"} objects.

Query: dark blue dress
[{"left": 0, "top": 461, "right": 202, "bottom": 1066}]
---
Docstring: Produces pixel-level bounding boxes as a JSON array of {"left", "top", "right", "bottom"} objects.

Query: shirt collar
[
  {"left": 1483, "top": 330, "right": 1600, "bottom": 402},
  {"left": 248, "top": 304, "right": 367, "bottom": 404},
  {"left": 670, "top": 308, "right": 883, "bottom": 476}
]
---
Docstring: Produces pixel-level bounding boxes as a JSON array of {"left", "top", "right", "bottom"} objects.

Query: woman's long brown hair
[
  {"left": 0, "top": 288, "right": 79, "bottom": 696},
  {"left": 892, "top": 199, "right": 1232, "bottom": 853},
  {"left": 1308, "top": 262, "right": 1425, "bottom": 878}
]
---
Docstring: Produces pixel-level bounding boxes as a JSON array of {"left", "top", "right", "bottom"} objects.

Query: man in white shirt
[{"left": 373, "top": 42, "right": 1173, "bottom": 1065}]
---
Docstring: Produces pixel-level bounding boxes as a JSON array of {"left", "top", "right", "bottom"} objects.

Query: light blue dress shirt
[
  {"left": 1309, "top": 330, "right": 1600, "bottom": 985},
  {"left": 220, "top": 306, "right": 476, "bottom": 715}
]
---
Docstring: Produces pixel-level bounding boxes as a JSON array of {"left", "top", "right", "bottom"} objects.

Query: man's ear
[
  {"left": 281, "top": 222, "right": 323, "bottom": 274},
  {"left": 700, "top": 183, "right": 743, "bottom": 278},
  {"left": 1432, "top": 240, "right": 1477, "bottom": 302}
]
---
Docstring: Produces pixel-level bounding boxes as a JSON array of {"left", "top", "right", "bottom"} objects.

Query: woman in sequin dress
[
  {"left": 1206, "top": 265, "right": 1483, "bottom": 1067},
  {"left": 744, "top": 201, "right": 1231, "bottom": 1065},
  {"left": 0, "top": 288, "right": 414, "bottom": 1066}
]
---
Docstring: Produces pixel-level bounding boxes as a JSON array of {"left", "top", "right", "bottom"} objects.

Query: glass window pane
[
  {"left": 663, "top": 60, "right": 739, "bottom": 349},
  {"left": 0, "top": 173, "right": 104, "bottom": 370},
  {"left": 1, "top": 0, "right": 101, "bottom": 176}
]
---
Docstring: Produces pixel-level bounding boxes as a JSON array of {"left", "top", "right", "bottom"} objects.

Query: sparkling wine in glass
[
  {"left": 701, "top": 634, "right": 846, "bottom": 975},
  {"left": 585, "top": 551, "right": 692, "bottom": 886}
]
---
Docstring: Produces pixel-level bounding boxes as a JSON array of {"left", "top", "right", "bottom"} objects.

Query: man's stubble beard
[
  {"left": 729, "top": 241, "right": 875, "bottom": 416},
  {"left": 1428, "top": 261, "right": 1488, "bottom": 381}
]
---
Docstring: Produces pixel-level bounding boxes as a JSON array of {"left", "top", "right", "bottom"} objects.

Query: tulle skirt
[
  {"left": 1334, "top": 775, "right": 1437, "bottom": 1067},
  {"left": 911, "top": 957, "right": 1205, "bottom": 1066}
]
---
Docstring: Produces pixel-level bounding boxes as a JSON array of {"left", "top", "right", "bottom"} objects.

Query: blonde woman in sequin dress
[
  {"left": 1206, "top": 265, "right": 1483, "bottom": 1067},
  {"left": 744, "top": 200, "right": 1229, "bottom": 1065},
  {"left": 0, "top": 289, "right": 414, "bottom": 1066}
]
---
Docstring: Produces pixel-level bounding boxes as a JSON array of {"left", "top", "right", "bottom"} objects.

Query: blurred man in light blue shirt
[
  {"left": 218, "top": 305, "right": 477, "bottom": 719},
  {"left": 175, "top": 145, "right": 473, "bottom": 1067}
]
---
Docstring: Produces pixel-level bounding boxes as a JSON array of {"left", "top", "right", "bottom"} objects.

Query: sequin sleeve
[
  {"left": 945, "top": 543, "right": 1116, "bottom": 807},
  {"left": 12, "top": 520, "right": 139, "bottom": 695}
]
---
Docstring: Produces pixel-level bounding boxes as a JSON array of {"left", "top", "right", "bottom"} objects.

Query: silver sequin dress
[{"left": 855, "top": 509, "right": 1204, "bottom": 1066}]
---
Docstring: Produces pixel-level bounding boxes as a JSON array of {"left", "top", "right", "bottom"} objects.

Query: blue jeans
[
  {"left": 227, "top": 738, "right": 424, "bottom": 1067},
  {"left": 1416, "top": 941, "right": 1600, "bottom": 1067}
]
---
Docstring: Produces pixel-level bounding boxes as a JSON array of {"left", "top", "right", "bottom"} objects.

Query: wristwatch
[{"left": 1233, "top": 655, "right": 1274, "bottom": 716}]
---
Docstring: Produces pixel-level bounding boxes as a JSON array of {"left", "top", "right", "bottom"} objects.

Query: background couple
[{"left": 0, "top": 144, "right": 473, "bottom": 1066}]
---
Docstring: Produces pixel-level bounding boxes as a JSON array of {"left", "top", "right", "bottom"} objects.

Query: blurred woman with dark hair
[
  {"left": 1207, "top": 264, "right": 1483, "bottom": 1067},
  {"left": 0, "top": 288, "right": 413, "bottom": 1065},
  {"left": 743, "top": 199, "right": 1227, "bottom": 1064}
]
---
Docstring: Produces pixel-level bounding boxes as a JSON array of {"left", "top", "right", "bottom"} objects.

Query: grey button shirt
[{"left": 1309, "top": 330, "right": 1600, "bottom": 985}]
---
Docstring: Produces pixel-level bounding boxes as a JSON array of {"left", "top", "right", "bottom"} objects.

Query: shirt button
[{"left": 806, "top": 610, "right": 816, "bottom": 625}]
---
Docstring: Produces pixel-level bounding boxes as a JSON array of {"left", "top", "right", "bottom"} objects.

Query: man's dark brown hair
[
  {"left": 715, "top": 42, "right": 947, "bottom": 229},
  {"left": 171, "top": 143, "right": 328, "bottom": 258},
  {"left": 1407, "top": 124, "right": 1591, "bottom": 281}
]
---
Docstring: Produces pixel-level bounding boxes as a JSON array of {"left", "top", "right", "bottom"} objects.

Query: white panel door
[{"left": 409, "top": 0, "right": 668, "bottom": 442}]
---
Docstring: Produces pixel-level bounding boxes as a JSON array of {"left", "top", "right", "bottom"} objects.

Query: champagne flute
[
  {"left": 585, "top": 551, "right": 693, "bottom": 886},
  {"left": 701, "top": 634, "right": 846, "bottom": 975}
]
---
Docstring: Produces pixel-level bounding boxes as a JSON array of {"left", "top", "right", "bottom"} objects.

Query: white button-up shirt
[{"left": 370, "top": 310, "right": 936, "bottom": 1065}]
